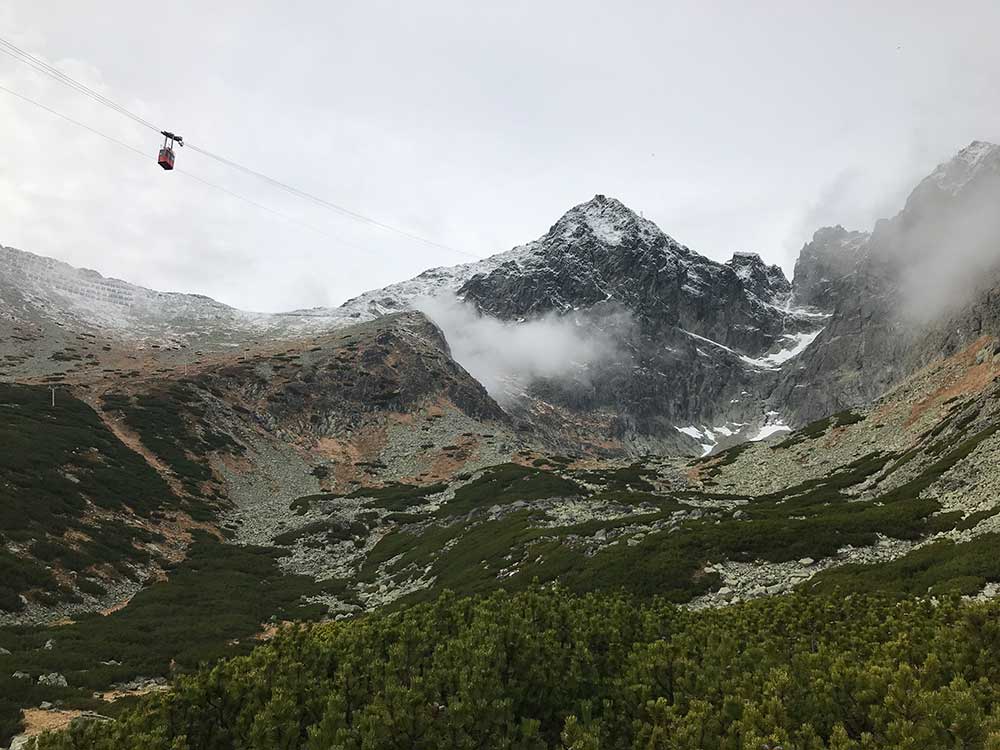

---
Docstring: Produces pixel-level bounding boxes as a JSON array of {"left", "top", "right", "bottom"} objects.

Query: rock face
[
  {"left": 791, "top": 226, "right": 868, "bottom": 309},
  {"left": 726, "top": 252, "right": 791, "bottom": 304},
  {"left": 451, "top": 195, "right": 823, "bottom": 452},
  {"left": 458, "top": 195, "right": 794, "bottom": 353},
  {"left": 775, "top": 140, "right": 1000, "bottom": 424},
  {"left": 202, "top": 312, "right": 508, "bottom": 439}
]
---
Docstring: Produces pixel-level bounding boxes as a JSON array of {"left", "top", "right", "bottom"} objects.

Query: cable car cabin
[
  {"left": 157, "top": 146, "right": 175, "bottom": 170},
  {"left": 156, "top": 131, "right": 182, "bottom": 170}
]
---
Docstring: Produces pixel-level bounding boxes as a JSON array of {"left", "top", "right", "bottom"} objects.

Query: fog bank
[{"left": 414, "top": 295, "right": 622, "bottom": 404}]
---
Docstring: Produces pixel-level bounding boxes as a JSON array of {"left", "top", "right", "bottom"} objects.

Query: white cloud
[{"left": 414, "top": 295, "right": 623, "bottom": 404}]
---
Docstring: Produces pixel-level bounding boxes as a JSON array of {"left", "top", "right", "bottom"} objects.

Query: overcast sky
[{"left": 1, "top": 1, "right": 998, "bottom": 312}]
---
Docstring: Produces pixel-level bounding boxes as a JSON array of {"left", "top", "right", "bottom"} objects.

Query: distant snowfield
[
  {"left": 675, "top": 422, "right": 749, "bottom": 456},
  {"left": 750, "top": 422, "right": 792, "bottom": 441},
  {"left": 672, "top": 314, "right": 824, "bottom": 456},
  {"left": 678, "top": 328, "right": 739, "bottom": 355},
  {"left": 678, "top": 322, "right": 824, "bottom": 373},
  {"left": 741, "top": 329, "right": 824, "bottom": 370}
]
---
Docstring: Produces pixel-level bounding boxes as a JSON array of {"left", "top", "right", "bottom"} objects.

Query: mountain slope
[
  {"left": 451, "top": 195, "right": 826, "bottom": 452},
  {"left": 1, "top": 196, "right": 830, "bottom": 455},
  {"left": 774, "top": 140, "right": 1000, "bottom": 424}
]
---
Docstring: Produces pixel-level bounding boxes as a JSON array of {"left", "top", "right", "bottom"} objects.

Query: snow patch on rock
[{"left": 741, "top": 328, "right": 823, "bottom": 370}]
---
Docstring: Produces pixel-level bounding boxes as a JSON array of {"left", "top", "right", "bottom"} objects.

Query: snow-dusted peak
[
  {"left": 547, "top": 194, "right": 673, "bottom": 249},
  {"left": 809, "top": 225, "right": 867, "bottom": 247},
  {"left": 726, "top": 251, "right": 790, "bottom": 303},
  {"left": 923, "top": 140, "right": 1000, "bottom": 196},
  {"left": 727, "top": 252, "right": 763, "bottom": 280}
]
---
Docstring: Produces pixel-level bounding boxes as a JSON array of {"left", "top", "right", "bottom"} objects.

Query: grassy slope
[
  {"left": 0, "top": 384, "right": 184, "bottom": 612},
  {"left": 0, "top": 534, "right": 332, "bottom": 745}
]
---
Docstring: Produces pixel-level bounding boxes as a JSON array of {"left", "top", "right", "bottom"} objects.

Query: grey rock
[
  {"left": 791, "top": 225, "right": 868, "bottom": 309},
  {"left": 37, "top": 672, "right": 67, "bottom": 687},
  {"left": 776, "top": 141, "right": 1000, "bottom": 425},
  {"left": 456, "top": 194, "right": 815, "bottom": 452}
]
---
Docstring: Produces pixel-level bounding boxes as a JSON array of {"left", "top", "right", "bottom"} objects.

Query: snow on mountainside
[
  {"left": 456, "top": 195, "right": 805, "bottom": 344},
  {"left": 291, "top": 243, "right": 536, "bottom": 321},
  {"left": 1, "top": 193, "right": 829, "bottom": 455},
  {"left": 0, "top": 241, "right": 539, "bottom": 345},
  {"left": 0, "top": 244, "right": 346, "bottom": 343},
  {"left": 924, "top": 140, "right": 1000, "bottom": 196},
  {"left": 2, "top": 194, "right": 811, "bottom": 356},
  {"left": 725, "top": 252, "right": 791, "bottom": 304}
]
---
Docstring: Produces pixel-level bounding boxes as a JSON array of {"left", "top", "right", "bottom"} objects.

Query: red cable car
[{"left": 157, "top": 130, "right": 183, "bottom": 170}]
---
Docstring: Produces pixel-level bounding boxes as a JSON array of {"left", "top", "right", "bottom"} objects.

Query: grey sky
[{"left": 1, "top": 1, "right": 998, "bottom": 312}]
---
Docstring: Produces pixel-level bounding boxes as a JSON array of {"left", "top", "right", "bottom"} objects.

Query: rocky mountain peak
[
  {"left": 924, "top": 140, "right": 1000, "bottom": 196},
  {"left": 872, "top": 139, "right": 1000, "bottom": 273},
  {"left": 891, "top": 141, "right": 1000, "bottom": 238},
  {"left": 725, "top": 251, "right": 790, "bottom": 303},
  {"left": 546, "top": 194, "right": 677, "bottom": 252}
]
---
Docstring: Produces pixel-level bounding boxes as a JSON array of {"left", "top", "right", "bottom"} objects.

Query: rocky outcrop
[
  {"left": 725, "top": 252, "right": 790, "bottom": 304},
  {"left": 194, "top": 312, "right": 508, "bottom": 441},
  {"left": 776, "top": 141, "right": 1000, "bottom": 424},
  {"left": 791, "top": 226, "right": 868, "bottom": 309}
]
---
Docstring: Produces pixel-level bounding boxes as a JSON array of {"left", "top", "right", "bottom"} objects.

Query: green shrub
[{"left": 33, "top": 588, "right": 1000, "bottom": 750}]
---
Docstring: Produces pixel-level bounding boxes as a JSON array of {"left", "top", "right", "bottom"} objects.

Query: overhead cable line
[
  {"left": 0, "top": 81, "right": 372, "bottom": 251},
  {"left": 0, "top": 35, "right": 481, "bottom": 261},
  {"left": 184, "top": 142, "right": 480, "bottom": 259},
  {"left": 0, "top": 39, "right": 160, "bottom": 132}
]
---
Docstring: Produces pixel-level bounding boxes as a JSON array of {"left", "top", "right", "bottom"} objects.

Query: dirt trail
[{"left": 82, "top": 390, "right": 188, "bottom": 499}]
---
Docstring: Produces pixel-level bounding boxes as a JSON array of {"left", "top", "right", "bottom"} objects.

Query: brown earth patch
[
  {"left": 418, "top": 435, "right": 483, "bottom": 484},
  {"left": 85, "top": 390, "right": 188, "bottom": 499},
  {"left": 21, "top": 708, "right": 84, "bottom": 738},
  {"left": 316, "top": 423, "right": 390, "bottom": 491},
  {"left": 905, "top": 337, "right": 999, "bottom": 427},
  {"left": 99, "top": 683, "right": 170, "bottom": 703}
]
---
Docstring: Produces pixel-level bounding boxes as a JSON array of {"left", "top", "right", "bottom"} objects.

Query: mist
[
  {"left": 413, "top": 295, "right": 624, "bottom": 404},
  {"left": 887, "top": 162, "right": 1000, "bottom": 322}
]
